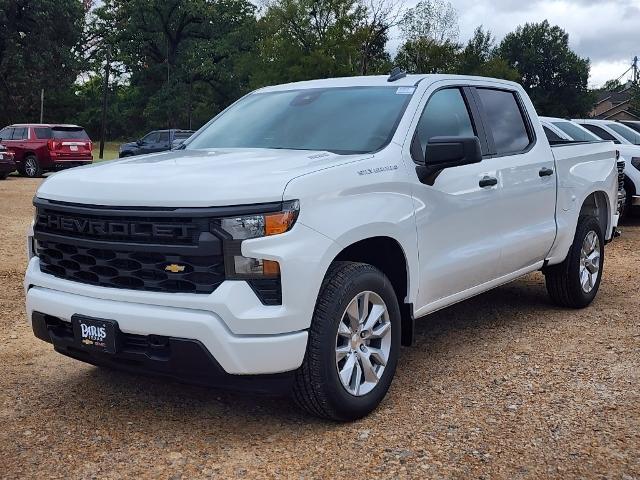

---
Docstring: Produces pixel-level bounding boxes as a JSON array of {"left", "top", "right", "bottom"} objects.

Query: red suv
[{"left": 0, "top": 124, "right": 93, "bottom": 177}]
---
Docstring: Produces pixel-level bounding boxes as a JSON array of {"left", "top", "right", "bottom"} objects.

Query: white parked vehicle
[
  {"left": 25, "top": 74, "right": 619, "bottom": 420},
  {"left": 572, "top": 118, "right": 640, "bottom": 214},
  {"left": 540, "top": 117, "right": 627, "bottom": 216}
]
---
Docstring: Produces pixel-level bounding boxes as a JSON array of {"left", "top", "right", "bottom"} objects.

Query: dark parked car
[
  {"left": 0, "top": 145, "right": 16, "bottom": 180},
  {"left": 0, "top": 124, "right": 93, "bottom": 177},
  {"left": 118, "top": 129, "right": 194, "bottom": 157}
]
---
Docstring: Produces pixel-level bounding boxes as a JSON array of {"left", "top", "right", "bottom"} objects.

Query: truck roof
[{"left": 257, "top": 74, "right": 523, "bottom": 93}]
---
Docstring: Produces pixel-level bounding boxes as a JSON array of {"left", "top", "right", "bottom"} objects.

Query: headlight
[
  {"left": 218, "top": 200, "right": 299, "bottom": 240},
  {"left": 632, "top": 157, "right": 640, "bottom": 171},
  {"left": 217, "top": 200, "right": 299, "bottom": 279}
]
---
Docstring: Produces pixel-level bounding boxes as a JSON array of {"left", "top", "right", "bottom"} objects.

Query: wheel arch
[
  {"left": 332, "top": 236, "right": 415, "bottom": 346},
  {"left": 579, "top": 190, "right": 610, "bottom": 238}
]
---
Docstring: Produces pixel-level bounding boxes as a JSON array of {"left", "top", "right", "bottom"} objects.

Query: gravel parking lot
[{"left": 0, "top": 176, "right": 638, "bottom": 479}]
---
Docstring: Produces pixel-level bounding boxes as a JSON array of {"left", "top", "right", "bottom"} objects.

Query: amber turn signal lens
[
  {"left": 263, "top": 260, "right": 280, "bottom": 276},
  {"left": 265, "top": 211, "right": 296, "bottom": 236}
]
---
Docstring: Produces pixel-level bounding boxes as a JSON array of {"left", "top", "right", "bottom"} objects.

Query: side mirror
[
  {"left": 136, "top": 139, "right": 143, "bottom": 145},
  {"left": 416, "top": 136, "right": 482, "bottom": 184}
]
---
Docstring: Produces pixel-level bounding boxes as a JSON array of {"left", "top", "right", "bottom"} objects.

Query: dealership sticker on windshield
[{"left": 396, "top": 87, "right": 416, "bottom": 95}]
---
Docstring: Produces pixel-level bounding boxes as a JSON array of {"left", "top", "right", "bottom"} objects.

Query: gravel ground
[{"left": 0, "top": 176, "right": 638, "bottom": 479}]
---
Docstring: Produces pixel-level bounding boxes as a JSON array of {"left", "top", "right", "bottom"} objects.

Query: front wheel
[
  {"left": 293, "top": 262, "right": 401, "bottom": 421},
  {"left": 544, "top": 215, "right": 604, "bottom": 308}
]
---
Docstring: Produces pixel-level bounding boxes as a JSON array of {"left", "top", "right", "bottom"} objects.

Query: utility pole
[
  {"left": 39, "top": 89, "right": 44, "bottom": 123},
  {"left": 633, "top": 56, "right": 639, "bottom": 84},
  {"left": 99, "top": 48, "right": 111, "bottom": 160}
]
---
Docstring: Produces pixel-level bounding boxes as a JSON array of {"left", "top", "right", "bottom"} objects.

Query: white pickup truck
[{"left": 25, "top": 73, "right": 619, "bottom": 421}]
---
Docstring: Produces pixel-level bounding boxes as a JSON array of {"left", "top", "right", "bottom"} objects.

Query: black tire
[
  {"left": 0, "top": 172, "right": 7, "bottom": 180},
  {"left": 292, "top": 261, "right": 401, "bottom": 421},
  {"left": 22, "top": 155, "right": 42, "bottom": 178},
  {"left": 544, "top": 215, "right": 604, "bottom": 308}
]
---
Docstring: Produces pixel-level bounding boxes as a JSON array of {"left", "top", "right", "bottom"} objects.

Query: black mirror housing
[{"left": 416, "top": 136, "right": 482, "bottom": 183}]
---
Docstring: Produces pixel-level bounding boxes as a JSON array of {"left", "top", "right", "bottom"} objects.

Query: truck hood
[{"left": 36, "top": 148, "right": 363, "bottom": 207}]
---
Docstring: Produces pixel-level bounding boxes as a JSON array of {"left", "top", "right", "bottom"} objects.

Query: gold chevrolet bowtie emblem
[{"left": 165, "top": 264, "right": 186, "bottom": 273}]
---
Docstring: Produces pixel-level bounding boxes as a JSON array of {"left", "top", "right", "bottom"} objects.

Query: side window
[
  {"left": 34, "top": 127, "right": 52, "bottom": 139},
  {"left": 477, "top": 89, "right": 532, "bottom": 155},
  {"left": 12, "top": 127, "right": 27, "bottom": 140},
  {"left": 157, "top": 132, "right": 170, "bottom": 143},
  {"left": 0, "top": 128, "right": 13, "bottom": 141},
  {"left": 413, "top": 88, "right": 475, "bottom": 162},
  {"left": 543, "top": 126, "right": 563, "bottom": 142},
  {"left": 142, "top": 132, "right": 159, "bottom": 143},
  {"left": 581, "top": 124, "right": 619, "bottom": 143}
]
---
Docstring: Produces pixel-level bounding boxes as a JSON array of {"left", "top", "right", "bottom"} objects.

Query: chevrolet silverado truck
[{"left": 25, "top": 74, "right": 619, "bottom": 421}]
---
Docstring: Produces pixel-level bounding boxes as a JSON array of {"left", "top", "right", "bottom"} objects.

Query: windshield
[
  {"left": 552, "top": 121, "right": 599, "bottom": 142},
  {"left": 608, "top": 123, "right": 640, "bottom": 145},
  {"left": 186, "top": 87, "right": 413, "bottom": 154}
]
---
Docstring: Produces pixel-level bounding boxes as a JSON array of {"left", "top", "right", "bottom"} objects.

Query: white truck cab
[{"left": 25, "top": 74, "right": 619, "bottom": 420}]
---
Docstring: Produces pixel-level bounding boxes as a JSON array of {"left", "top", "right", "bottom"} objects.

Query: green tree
[
  {"left": 496, "top": 20, "right": 592, "bottom": 117},
  {"left": 394, "top": 39, "right": 459, "bottom": 74},
  {"left": 90, "top": 0, "right": 258, "bottom": 134},
  {"left": 252, "top": 0, "right": 396, "bottom": 86},
  {"left": 457, "top": 27, "right": 519, "bottom": 81},
  {"left": 393, "top": 0, "right": 459, "bottom": 74},
  {"left": 0, "top": 0, "right": 85, "bottom": 125}
]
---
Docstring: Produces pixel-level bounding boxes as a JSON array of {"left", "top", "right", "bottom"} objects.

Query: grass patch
[{"left": 92, "top": 141, "right": 120, "bottom": 162}]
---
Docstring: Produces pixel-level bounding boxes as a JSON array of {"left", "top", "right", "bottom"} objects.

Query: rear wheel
[
  {"left": 22, "top": 155, "right": 42, "bottom": 178},
  {"left": 293, "top": 262, "right": 400, "bottom": 421},
  {"left": 0, "top": 173, "right": 7, "bottom": 180},
  {"left": 544, "top": 216, "right": 604, "bottom": 308}
]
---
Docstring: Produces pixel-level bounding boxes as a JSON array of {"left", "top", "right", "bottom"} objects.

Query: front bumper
[
  {"left": 26, "top": 285, "right": 308, "bottom": 375},
  {"left": 31, "top": 312, "right": 296, "bottom": 392}
]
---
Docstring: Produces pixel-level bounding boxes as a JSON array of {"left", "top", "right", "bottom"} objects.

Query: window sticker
[{"left": 396, "top": 87, "right": 416, "bottom": 95}]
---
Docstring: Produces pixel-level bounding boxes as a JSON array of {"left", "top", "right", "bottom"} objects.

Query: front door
[{"left": 406, "top": 86, "right": 504, "bottom": 312}]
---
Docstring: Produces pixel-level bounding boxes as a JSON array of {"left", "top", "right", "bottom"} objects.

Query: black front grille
[
  {"left": 34, "top": 199, "right": 227, "bottom": 295},
  {"left": 37, "top": 240, "right": 225, "bottom": 294}
]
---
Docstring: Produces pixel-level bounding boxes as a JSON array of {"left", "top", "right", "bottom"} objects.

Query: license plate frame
[{"left": 71, "top": 315, "right": 118, "bottom": 353}]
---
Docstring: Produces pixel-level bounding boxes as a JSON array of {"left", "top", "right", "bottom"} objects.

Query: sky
[{"left": 388, "top": 0, "right": 640, "bottom": 88}]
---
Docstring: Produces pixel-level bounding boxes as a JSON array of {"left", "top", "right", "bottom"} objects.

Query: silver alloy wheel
[
  {"left": 335, "top": 291, "right": 391, "bottom": 396},
  {"left": 25, "top": 157, "right": 37, "bottom": 177},
  {"left": 580, "top": 230, "right": 601, "bottom": 293}
]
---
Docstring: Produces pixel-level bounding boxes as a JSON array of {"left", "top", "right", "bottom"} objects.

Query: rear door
[{"left": 473, "top": 87, "right": 557, "bottom": 275}]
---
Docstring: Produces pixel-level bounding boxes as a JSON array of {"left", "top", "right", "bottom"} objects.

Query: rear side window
[
  {"left": 580, "top": 124, "right": 619, "bottom": 143},
  {"left": 552, "top": 121, "right": 599, "bottom": 142},
  {"left": 543, "top": 126, "right": 563, "bottom": 142},
  {"left": 608, "top": 123, "right": 640, "bottom": 145},
  {"left": 51, "top": 127, "right": 89, "bottom": 140},
  {"left": 35, "top": 128, "right": 52, "bottom": 139},
  {"left": 414, "top": 88, "right": 475, "bottom": 161},
  {"left": 12, "top": 127, "right": 27, "bottom": 140},
  {"left": 174, "top": 132, "right": 192, "bottom": 140},
  {"left": 477, "top": 89, "right": 532, "bottom": 155}
]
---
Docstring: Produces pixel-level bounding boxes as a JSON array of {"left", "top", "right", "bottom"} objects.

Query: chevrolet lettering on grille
[{"left": 37, "top": 213, "right": 195, "bottom": 240}]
